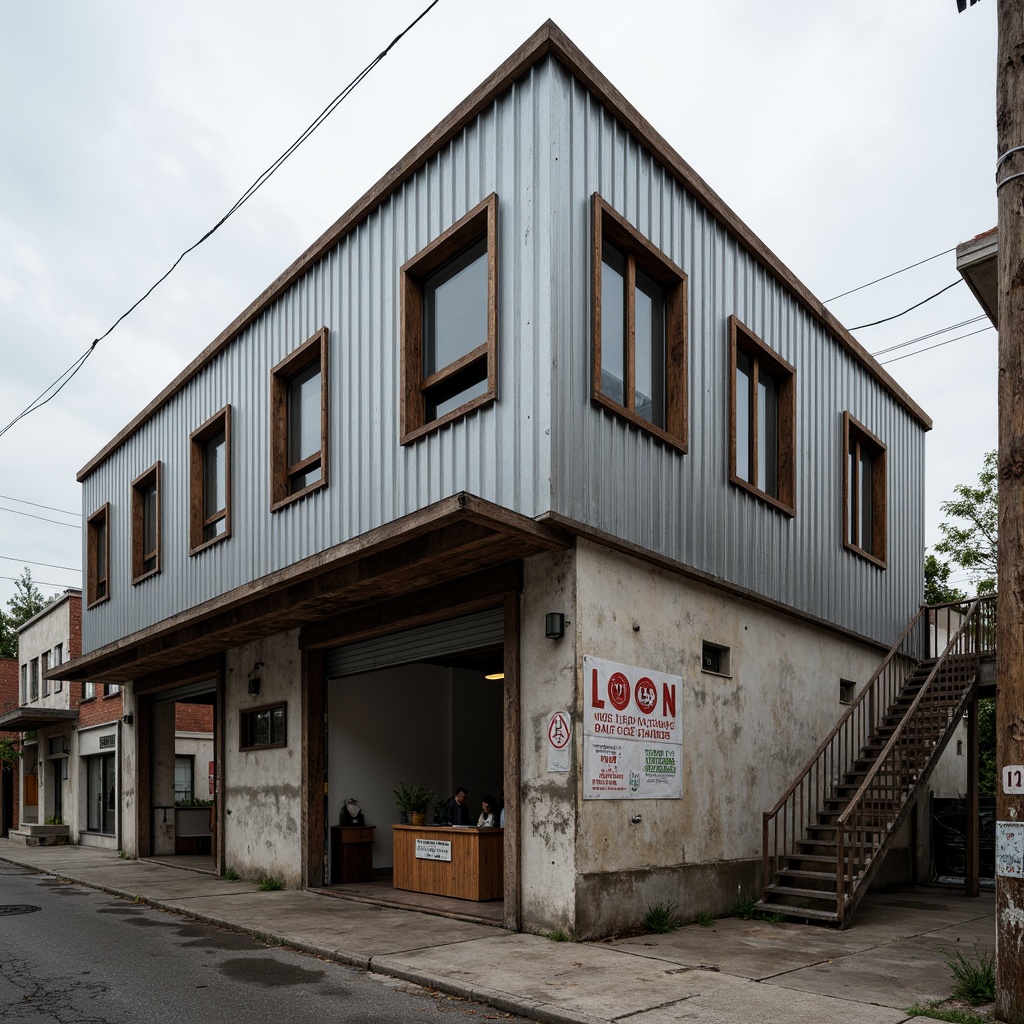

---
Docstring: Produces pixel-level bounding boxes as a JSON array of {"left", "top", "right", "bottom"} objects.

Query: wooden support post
[
  {"left": 966, "top": 688, "right": 979, "bottom": 898},
  {"left": 996, "top": 2, "right": 1024, "bottom": 1017}
]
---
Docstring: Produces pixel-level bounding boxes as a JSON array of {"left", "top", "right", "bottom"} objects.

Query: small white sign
[
  {"left": 1003, "top": 765, "right": 1024, "bottom": 795},
  {"left": 415, "top": 839, "right": 452, "bottom": 862},
  {"left": 996, "top": 822, "right": 1024, "bottom": 878},
  {"left": 547, "top": 711, "right": 571, "bottom": 773}
]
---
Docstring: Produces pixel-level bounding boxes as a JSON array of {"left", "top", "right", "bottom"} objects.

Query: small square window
[
  {"left": 87, "top": 503, "right": 110, "bottom": 607},
  {"left": 701, "top": 641, "right": 731, "bottom": 676},
  {"left": 83, "top": 682, "right": 96, "bottom": 700},
  {"left": 729, "top": 316, "right": 796, "bottom": 515},
  {"left": 840, "top": 679, "right": 856, "bottom": 705},
  {"left": 240, "top": 703, "right": 287, "bottom": 751},
  {"left": 131, "top": 462, "right": 161, "bottom": 583},
  {"left": 592, "top": 194, "right": 688, "bottom": 450},
  {"left": 271, "top": 328, "right": 328, "bottom": 510},
  {"left": 401, "top": 193, "right": 498, "bottom": 443},
  {"left": 843, "top": 412, "right": 887, "bottom": 567},
  {"left": 190, "top": 406, "right": 232, "bottom": 554},
  {"left": 103, "top": 683, "right": 121, "bottom": 697}
]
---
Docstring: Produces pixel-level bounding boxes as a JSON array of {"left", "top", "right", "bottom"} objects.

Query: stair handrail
[
  {"left": 761, "top": 606, "right": 926, "bottom": 891},
  {"left": 835, "top": 597, "right": 981, "bottom": 909}
]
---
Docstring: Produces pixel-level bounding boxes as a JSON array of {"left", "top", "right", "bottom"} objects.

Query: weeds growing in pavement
[{"left": 644, "top": 902, "right": 679, "bottom": 934}]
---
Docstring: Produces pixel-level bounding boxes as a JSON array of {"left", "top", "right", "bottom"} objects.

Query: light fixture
[
  {"left": 545, "top": 612, "right": 565, "bottom": 640},
  {"left": 248, "top": 660, "right": 264, "bottom": 696},
  {"left": 485, "top": 672, "right": 505, "bottom": 681},
  {"left": 121, "top": 713, "right": 134, "bottom": 726}
]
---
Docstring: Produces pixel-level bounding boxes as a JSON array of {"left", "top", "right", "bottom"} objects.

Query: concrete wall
[{"left": 222, "top": 631, "right": 303, "bottom": 886}]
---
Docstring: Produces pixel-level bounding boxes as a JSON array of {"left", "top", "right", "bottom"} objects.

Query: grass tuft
[
  {"left": 546, "top": 930, "right": 571, "bottom": 942},
  {"left": 946, "top": 947, "right": 995, "bottom": 1006},
  {"left": 905, "top": 1002, "right": 991, "bottom": 1024},
  {"left": 223, "top": 867, "right": 239, "bottom": 881},
  {"left": 733, "top": 896, "right": 758, "bottom": 920},
  {"left": 644, "top": 901, "right": 679, "bottom": 934},
  {"left": 257, "top": 875, "right": 284, "bottom": 891},
  {"left": 695, "top": 911, "right": 715, "bottom": 928}
]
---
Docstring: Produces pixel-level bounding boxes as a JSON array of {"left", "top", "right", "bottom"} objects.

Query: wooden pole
[{"left": 996, "top": 2, "right": 1024, "bottom": 1019}]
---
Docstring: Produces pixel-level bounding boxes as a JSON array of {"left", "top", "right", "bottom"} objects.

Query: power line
[
  {"left": 0, "top": 574, "right": 74, "bottom": 591},
  {"left": 0, "top": 505, "right": 82, "bottom": 529},
  {"left": 870, "top": 316, "right": 987, "bottom": 358},
  {"left": 824, "top": 246, "right": 958, "bottom": 303},
  {"left": 848, "top": 280, "right": 964, "bottom": 331},
  {"left": 0, "top": 0, "right": 443, "bottom": 442},
  {"left": 879, "top": 325, "right": 994, "bottom": 366},
  {"left": 0, "top": 555, "right": 80, "bottom": 573},
  {"left": 0, "top": 493, "right": 80, "bottom": 518}
]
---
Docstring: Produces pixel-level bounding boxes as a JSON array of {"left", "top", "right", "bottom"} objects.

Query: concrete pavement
[{"left": 0, "top": 841, "right": 995, "bottom": 1024}]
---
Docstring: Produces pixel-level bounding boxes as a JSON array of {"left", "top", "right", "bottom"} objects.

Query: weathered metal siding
[
  {"left": 546, "top": 66, "right": 925, "bottom": 644},
  {"left": 81, "top": 66, "right": 556, "bottom": 653}
]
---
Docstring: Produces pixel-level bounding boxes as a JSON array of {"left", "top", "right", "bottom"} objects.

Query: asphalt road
[{"left": 0, "top": 862, "right": 533, "bottom": 1024}]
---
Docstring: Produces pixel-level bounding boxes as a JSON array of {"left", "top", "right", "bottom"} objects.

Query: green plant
[
  {"left": 393, "top": 781, "right": 435, "bottom": 819},
  {"left": 734, "top": 896, "right": 758, "bottom": 920},
  {"left": 644, "top": 902, "right": 679, "bottom": 934},
  {"left": 44, "top": 814, "right": 63, "bottom": 826},
  {"left": 258, "top": 875, "right": 284, "bottom": 891},
  {"left": 175, "top": 797, "right": 214, "bottom": 808},
  {"left": 118, "top": 849, "right": 128, "bottom": 859},
  {"left": 766, "top": 912, "right": 785, "bottom": 925},
  {"left": 0, "top": 737, "right": 21, "bottom": 768},
  {"left": 906, "top": 1003, "right": 990, "bottom": 1024},
  {"left": 432, "top": 797, "right": 449, "bottom": 824},
  {"left": 695, "top": 911, "right": 715, "bottom": 928},
  {"left": 946, "top": 946, "right": 995, "bottom": 1006},
  {"left": 223, "top": 867, "right": 239, "bottom": 881},
  {"left": 546, "top": 930, "right": 571, "bottom": 942}
]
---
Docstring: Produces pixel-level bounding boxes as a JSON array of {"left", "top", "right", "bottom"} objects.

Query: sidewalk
[{"left": 0, "top": 840, "right": 994, "bottom": 1024}]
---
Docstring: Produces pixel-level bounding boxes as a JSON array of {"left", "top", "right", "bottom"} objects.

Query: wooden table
[
  {"left": 330, "top": 825, "right": 375, "bottom": 883},
  {"left": 392, "top": 824, "right": 503, "bottom": 901}
]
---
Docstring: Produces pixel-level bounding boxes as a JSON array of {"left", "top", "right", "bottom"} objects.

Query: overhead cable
[
  {"left": 879, "top": 325, "right": 994, "bottom": 366},
  {"left": 0, "top": 574, "right": 74, "bottom": 590},
  {"left": 824, "top": 246, "right": 957, "bottom": 303},
  {"left": 0, "top": 493, "right": 80, "bottom": 517},
  {"left": 849, "top": 280, "right": 963, "bottom": 331},
  {"left": 870, "top": 315, "right": 987, "bottom": 358},
  {"left": 0, "top": 505, "right": 84, "bottom": 529},
  {"left": 0, "top": 554, "right": 80, "bottom": 573}
]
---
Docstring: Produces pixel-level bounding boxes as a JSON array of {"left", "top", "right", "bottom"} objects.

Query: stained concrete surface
[{"left": 0, "top": 840, "right": 996, "bottom": 1024}]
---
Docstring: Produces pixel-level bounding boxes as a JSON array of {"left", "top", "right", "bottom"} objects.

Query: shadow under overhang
[{"left": 0, "top": 707, "right": 78, "bottom": 731}]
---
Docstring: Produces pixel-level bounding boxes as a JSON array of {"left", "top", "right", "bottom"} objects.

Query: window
[
  {"left": 41, "top": 651, "right": 49, "bottom": 697},
  {"left": 840, "top": 679, "right": 856, "bottom": 705},
  {"left": 591, "top": 194, "right": 688, "bottom": 450},
  {"left": 401, "top": 193, "right": 498, "bottom": 442},
  {"left": 53, "top": 644, "right": 63, "bottom": 692},
  {"left": 190, "top": 406, "right": 232, "bottom": 554},
  {"left": 701, "top": 641, "right": 731, "bottom": 676},
  {"left": 87, "top": 503, "right": 110, "bottom": 607},
  {"left": 30, "top": 658, "right": 38, "bottom": 701},
  {"left": 271, "top": 328, "right": 328, "bottom": 509},
  {"left": 103, "top": 683, "right": 121, "bottom": 697},
  {"left": 240, "top": 703, "right": 287, "bottom": 751},
  {"left": 843, "top": 412, "right": 887, "bottom": 567},
  {"left": 729, "top": 316, "right": 796, "bottom": 515},
  {"left": 131, "top": 462, "right": 161, "bottom": 582},
  {"left": 20, "top": 664, "right": 27, "bottom": 704},
  {"left": 87, "top": 752, "right": 116, "bottom": 834},
  {"left": 83, "top": 681, "right": 96, "bottom": 700},
  {"left": 174, "top": 756, "right": 195, "bottom": 803}
]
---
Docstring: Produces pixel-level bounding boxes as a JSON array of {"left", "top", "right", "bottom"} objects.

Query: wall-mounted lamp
[
  {"left": 484, "top": 672, "right": 505, "bottom": 681},
  {"left": 545, "top": 612, "right": 565, "bottom": 640},
  {"left": 248, "top": 660, "right": 265, "bottom": 696},
  {"left": 121, "top": 713, "right": 134, "bottom": 726}
]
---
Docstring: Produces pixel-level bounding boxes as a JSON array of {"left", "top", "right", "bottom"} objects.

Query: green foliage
[
  {"left": 0, "top": 737, "right": 21, "bottom": 768},
  {"left": 392, "top": 781, "right": 435, "bottom": 816},
  {"left": 118, "top": 849, "right": 128, "bottom": 859},
  {"left": 0, "top": 568, "right": 53, "bottom": 659},
  {"left": 44, "top": 814, "right": 63, "bottom": 825},
  {"left": 644, "top": 901, "right": 679, "bottom": 934},
  {"left": 905, "top": 1003, "right": 990, "bottom": 1024},
  {"left": 546, "top": 930, "right": 571, "bottom": 942},
  {"left": 695, "top": 911, "right": 715, "bottom": 927},
  {"left": 924, "top": 555, "right": 967, "bottom": 606},
  {"left": 257, "top": 875, "right": 284, "bottom": 891},
  {"left": 733, "top": 896, "right": 758, "bottom": 920},
  {"left": 977, "top": 698, "right": 996, "bottom": 797},
  {"left": 766, "top": 912, "right": 785, "bottom": 925},
  {"left": 223, "top": 867, "right": 239, "bottom": 881},
  {"left": 934, "top": 450, "right": 998, "bottom": 596},
  {"left": 946, "top": 946, "right": 995, "bottom": 1006}
]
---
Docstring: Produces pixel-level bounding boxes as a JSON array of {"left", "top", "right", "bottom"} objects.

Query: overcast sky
[{"left": 0, "top": 0, "right": 999, "bottom": 612}]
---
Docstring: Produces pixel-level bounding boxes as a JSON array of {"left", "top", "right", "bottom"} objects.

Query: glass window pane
[
  {"left": 859, "top": 448, "right": 873, "bottom": 551},
  {"left": 423, "top": 238, "right": 488, "bottom": 375},
  {"left": 600, "top": 242, "right": 626, "bottom": 408},
  {"left": 88, "top": 755, "right": 102, "bottom": 831},
  {"left": 848, "top": 445, "right": 857, "bottom": 545},
  {"left": 634, "top": 268, "right": 666, "bottom": 428},
  {"left": 142, "top": 482, "right": 157, "bottom": 559},
  {"left": 287, "top": 361, "right": 321, "bottom": 467},
  {"left": 735, "top": 350, "right": 752, "bottom": 482},
  {"left": 271, "top": 708, "right": 284, "bottom": 745},
  {"left": 203, "top": 430, "right": 226, "bottom": 520},
  {"left": 255, "top": 710, "right": 270, "bottom": 746},
  {"left": 174, "top": 757, "right": 194, "bottom": 803},
  {"left": 95, "top": 519, "right": 107, "bottom": 583},
  {"left": 758, "top": 369, "right": 779, "bottom": 497},
  {"left": 428, "top": 377, "right": 488, "bottom": 420}
]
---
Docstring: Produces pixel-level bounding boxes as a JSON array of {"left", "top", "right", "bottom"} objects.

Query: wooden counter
[
  {"left": 392, "top": 824, "right": 503, "bottom": 901},
  {"left": 330, "top": 825, "right": 375, "bottom": 883}
]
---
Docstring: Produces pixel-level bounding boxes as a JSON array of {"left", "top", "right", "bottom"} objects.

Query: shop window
[
  {"left": 131, "top": 462, "right": 161, "bottom": 582},
  {"left": 190, "top": 406, "right": 232, "bottom": 554},
  {"left": 843, "top": 412, "right": 887, "bottom": 567},
  {"left": 240, "top": 703, "right": 287, "bottom": 751},
  {"left": 401, "top": 193, "right": 498, "bottom": 443},
  {"left": 87, "top": 752, "right": 116, "bottom": 834},
  {"left": 702, "top": 641, "right": 731, "bottom": 676},
  {"left": 729, "top": 316, "right": 796, "bottom": 515},
  {"left": 592, "top": 194, "right": 688, "bottom": 450},
  {"left": 271, "top": 328, "right": 328, "bottom": 509},
  {"left": 87, "top": 503, "right": 110, "bottom": 606}
]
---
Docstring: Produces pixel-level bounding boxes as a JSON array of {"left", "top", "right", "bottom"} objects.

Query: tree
[
  {"left": 0, "top": 737, "right": 20, "bottom": 768},
  {"left": 0, "top": 567, "right": 53, "bottom": 659},
  {"left": 924, "top": 554, "right": 967, "bottom": 605},
  {"left": 934, "top": 449, "right": 998, "bottom": 595}
]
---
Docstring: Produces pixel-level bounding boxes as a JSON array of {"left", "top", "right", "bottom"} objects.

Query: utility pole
[{"left": 996, "top": 1, "right": 1024, "bottom": 1020}]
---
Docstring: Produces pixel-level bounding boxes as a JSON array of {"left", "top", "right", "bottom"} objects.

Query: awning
[{"left": 0, "top": 707, "right": 78, "bottom": 731}]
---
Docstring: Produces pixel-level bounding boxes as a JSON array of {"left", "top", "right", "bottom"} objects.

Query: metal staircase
[{"left": 760, "top": 597, "right": 995, "bottom": 927}]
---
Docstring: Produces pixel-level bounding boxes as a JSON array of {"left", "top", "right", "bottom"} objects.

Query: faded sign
[
  {"left": 996, "top": 821, "right": 1024, "bottom": 878},
  {"left": 583, "top": 655, "right": 682, "bottom": 800},
  {"left": 547, "top": 711, "right": 571, "bottom": 773},
  {"left": 415, "top": 839, "right": 452, "bottom": 862},
  {"left": 1003, "top": 765, "right": 1024, "bottom": 795}
]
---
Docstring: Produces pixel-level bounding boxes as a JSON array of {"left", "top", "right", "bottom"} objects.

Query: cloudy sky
[{"left": 0, "top": 0, "right": 999, "bottom": 610}]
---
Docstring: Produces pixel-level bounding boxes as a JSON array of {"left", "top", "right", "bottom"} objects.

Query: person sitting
[
  {"left": 477, "top": 795, "right": 498, "bottom": 828},
  {"left": 444, "top": 787, "right": 470, "bottom": 826}
]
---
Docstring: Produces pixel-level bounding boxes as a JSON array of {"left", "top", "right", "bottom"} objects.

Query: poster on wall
[
  {"left": 583, "top": 655, "right": 682, "bottom": 800},
  {"left": 996, "top": 821, "right": 1024, "bottom": 878}
]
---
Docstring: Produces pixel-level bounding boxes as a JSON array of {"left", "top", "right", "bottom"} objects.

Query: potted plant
[{"left": 393, "top": 781, "right": 434, "bottom": 826}]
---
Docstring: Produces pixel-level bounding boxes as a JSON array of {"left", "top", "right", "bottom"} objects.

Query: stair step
[
  {"left": 777, "top": 869, "right": 838, "bottom": 882},
  {"left": 756, "top": 901, "right": 840, "bottom": 923},
  {"left": 765, "top": 884, "right": 838, "bottom": 900}
]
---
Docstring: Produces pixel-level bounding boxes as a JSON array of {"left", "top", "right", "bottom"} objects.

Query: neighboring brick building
[{"left": 1, "top": 657, "right": 21, "bottom": 836}]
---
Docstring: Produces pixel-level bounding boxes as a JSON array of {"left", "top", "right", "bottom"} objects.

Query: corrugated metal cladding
[
  {"left": 326, "top": 608, "right": 504, "bottom": 679},
  {"left": 81, "top": 54, "right": 926, "bottom": 655}
]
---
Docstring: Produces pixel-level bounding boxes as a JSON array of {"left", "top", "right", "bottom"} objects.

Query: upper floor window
[
  {"left": 401, "top": 193, "right": 498, "bottom": 443},
  {"left": 729, "top": 316, "right": 796, "bottom": 515},
  {"left": 132, "top": 462, "right": 161, "bottom": 583},
  {"left": 843, "top": 412, "right": 887, "bottom": 567},
  {"left": 30, "top": 658, "right": 39, "bottom": 700},
  {"left": 83, "top": 681, "right": 95, "bottom": 700},
  {"left": 87, "top": 503, "right": 110, "bottom": 607},
  {"left": 53, "top": 643, "right": 63, "bottom": 692},
  {"left": 240, "top": 702, "right": 287, "bottom": 751},
  {"left": 591, "top": 194, "right": 688, "bottom": 451},
  {"left": 190, "top": 406, "right": 232, "bottom": 555},
  {"left": 41, "top": 651, "right": 49, "bottom": 697},
  {"left": 20, "top": 663, "right": 27, "bottom": 704},
  {"left": 271, "top": 328, "right": 328, "bottom": 509}
]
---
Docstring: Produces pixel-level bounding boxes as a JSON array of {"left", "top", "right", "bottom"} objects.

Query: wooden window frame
[
  {"left": 131, "top": 461, "right": 162, "bottom": 584},
  {"left": 239, "top": 701, "right": 288, "bottom": 752},
  {"left": 400, "top": 193, "right": 498, "bottom": 444},
  {"left": 591, "top": 193, "right": 688, "bottom": 452},
  {"left": 728, "top": 315, "right": 796, "bottom": 516},
  {"left": 270, "top": 328, "right": 329, "bottom": 511},
  {"left": 843, "top": 412, "right": 887, "bottom": 568},
  {"left": 87, "top": 502, "right": 111, "bottom": 608},
  {"left": 189, "top": 406, "right": 232, "bottom": 556}
]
